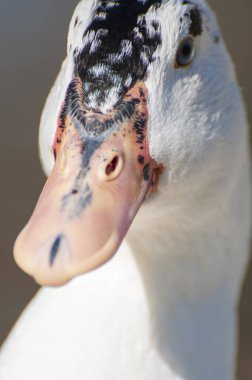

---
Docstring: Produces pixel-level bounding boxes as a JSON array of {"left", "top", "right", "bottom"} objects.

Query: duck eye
[{"left": 175, "top": 37, "right": 195, "bottom": 68}]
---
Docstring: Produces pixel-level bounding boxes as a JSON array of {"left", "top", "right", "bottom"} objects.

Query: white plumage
[{"left": 0, "top": 0, "right": 250, "bottom": 379}]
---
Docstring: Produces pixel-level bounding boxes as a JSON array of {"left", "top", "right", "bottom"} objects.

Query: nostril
[
  {"left": 106, "top": 156, "right": 119, "bottom": 176},
  {"left": 100, "top": 152, "right": 124, "bottom": 182}
]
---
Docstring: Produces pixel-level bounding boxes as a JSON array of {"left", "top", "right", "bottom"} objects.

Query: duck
[{"left": 0, "top": 0, "right": 250, "bottom": 379}]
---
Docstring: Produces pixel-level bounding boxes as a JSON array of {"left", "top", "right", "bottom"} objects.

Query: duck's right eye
[{"left": 175, "top": 36, "right": 195, "bottom": 68}]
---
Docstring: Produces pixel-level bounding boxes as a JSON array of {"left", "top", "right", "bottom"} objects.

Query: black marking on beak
[
  {"left": 138, "top": 155, "right": 145, "bottom": 165},
  {"left": 59, "top": 136, "right": 100, "bottom": 219},
  {"left": 50, "top": 235, "right": 63, "bottom": 266},
  {"left": 143, "top": 163, "right": 150, "bottom": 181},
  {"left": 62, "top": 182, "right": 93, "bottom": 219}
]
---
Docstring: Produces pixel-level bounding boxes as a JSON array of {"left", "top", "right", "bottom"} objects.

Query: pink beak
[{"left": 14, "top": 82, "right": 160, "bottom": 286}]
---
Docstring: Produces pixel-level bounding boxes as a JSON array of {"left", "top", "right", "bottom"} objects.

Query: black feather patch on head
[
  {"left": 74, "top": 0, "right": 162, "bottom": 111},
  {"left": 182, "top": 1, "right": 203, "bottom": 37},
  {"left": 189, "top": 6, "right": 203, "bottom": 37}
]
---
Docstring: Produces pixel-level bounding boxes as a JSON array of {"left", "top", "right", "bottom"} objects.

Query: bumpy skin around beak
[{"left": 14, "top": 82, "right": 158, "bottom": 286}]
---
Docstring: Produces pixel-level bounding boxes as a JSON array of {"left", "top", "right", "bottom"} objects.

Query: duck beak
[{"left": 14, "top": 82, "right": 159, "bottom": 286}]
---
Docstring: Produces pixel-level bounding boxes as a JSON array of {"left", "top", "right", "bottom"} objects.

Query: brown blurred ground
[{"left": 0, "top": 1, "right": 251, "bottom": 378}]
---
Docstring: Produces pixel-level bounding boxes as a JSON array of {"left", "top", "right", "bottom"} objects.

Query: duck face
[{"left": 14, "top": 0, "right": 236, "bottom": 285}]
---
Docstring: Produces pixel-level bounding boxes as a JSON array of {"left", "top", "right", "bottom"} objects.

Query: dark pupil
[
  {"left": 182, "top": 42, "right": 192, "bottom": 58},
  {"left": 176, "top": 38, "right": 194, "bottom": 67}
]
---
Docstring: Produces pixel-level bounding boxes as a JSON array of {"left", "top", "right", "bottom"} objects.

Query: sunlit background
[{"left": 0, "top": 1, "right": 251, "bottom": 378}]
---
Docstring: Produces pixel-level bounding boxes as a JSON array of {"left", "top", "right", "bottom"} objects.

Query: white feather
[{"left": 0, "top": 0, "right": 250, "bottom": 379}]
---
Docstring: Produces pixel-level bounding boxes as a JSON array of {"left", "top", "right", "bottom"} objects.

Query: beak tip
[{"left": 13, "top": 230, "right": 72, "bottom": 286}]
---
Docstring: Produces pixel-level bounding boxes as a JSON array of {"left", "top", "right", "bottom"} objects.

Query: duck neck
[{"left": 127, "top": 148, "right": 251, "bottom": 380}]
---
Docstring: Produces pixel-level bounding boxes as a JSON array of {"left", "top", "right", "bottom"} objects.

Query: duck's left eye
[{"left": 175, "top": 37, "right": 195, "bottom": 68}]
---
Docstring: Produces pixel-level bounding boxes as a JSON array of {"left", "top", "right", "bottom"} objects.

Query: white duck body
[{"left": 0, "top": 0, "right": 251, "bottom": 379}]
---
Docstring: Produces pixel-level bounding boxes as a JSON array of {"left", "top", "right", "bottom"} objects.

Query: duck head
[{"left": 14, "top": 0, "right": 240, "bottom": 285}]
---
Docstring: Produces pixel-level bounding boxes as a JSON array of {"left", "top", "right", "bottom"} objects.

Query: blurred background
[{"left": 0, "top": 0, "right": 251, "bottom": 378}]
